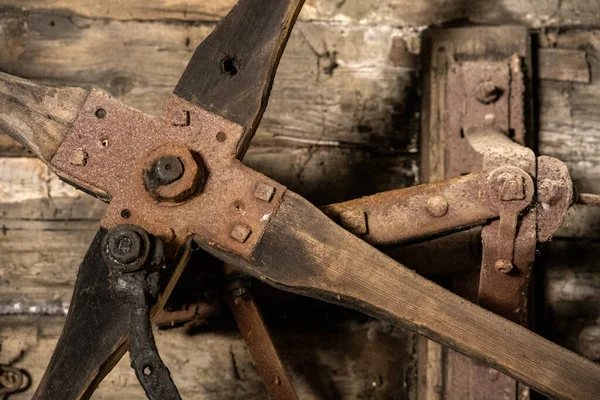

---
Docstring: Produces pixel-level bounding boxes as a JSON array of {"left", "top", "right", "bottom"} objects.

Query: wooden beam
[{"left": 210, "top": 190, "right": 600, "bottom": 400}]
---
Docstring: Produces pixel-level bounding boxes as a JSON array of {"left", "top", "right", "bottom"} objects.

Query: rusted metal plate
[
  {"left": 445, "top": 55, "right": 527, "bottom": 178},
  {"left": 321, "top": 172, "right": 498, "bottom": 246},
  {"left": 51, "top": 90, "right": 286, "bottom": 259}
]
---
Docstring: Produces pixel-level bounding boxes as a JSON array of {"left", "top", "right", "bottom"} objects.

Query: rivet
[
  {"left": 339, "top": 210, "right": 368, "bottom": 235},
  {"left": 69, "top": 148, "right": 88, "bottom": 166},
  {"left": 230, "top": 224, "right": 252, "bottom": 243},
  {"left": 475, "top": 80, "right": 502, "bottom": 104},
  {"left": 253, "top": 183, "right": 276, "bottom": 203},
  {"left": 172, "top": 110, "right": 190, "bottom": 127},
  {"left": 495, "top": 259, "right": 514, "bottom": 274},
  {"left": 425, "top": 196, "right": 449, "bottom": 217}
]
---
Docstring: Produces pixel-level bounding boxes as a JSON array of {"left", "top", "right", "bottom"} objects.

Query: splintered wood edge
[{"left": 0, "top": 72, "right": 89, "bottom": 163}]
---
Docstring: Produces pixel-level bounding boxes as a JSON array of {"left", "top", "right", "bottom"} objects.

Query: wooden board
[
  {"left": 0, "top": 314, "right": 415, "bottom": 399},
  {"left": 2, "top": 0, "right": 600, "bottom": 26}
]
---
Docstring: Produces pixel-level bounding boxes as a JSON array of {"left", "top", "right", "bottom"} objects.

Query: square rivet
[
  {"left": 253, "top": 182, "right": 276, "bottom": 203},
  {"left": 230, "top": 224, "right": 252, "bottom": 243}
]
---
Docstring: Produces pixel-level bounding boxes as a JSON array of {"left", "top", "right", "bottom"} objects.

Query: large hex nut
[{"left": 143, "top": 144, "right": 206, "bottom": 203}]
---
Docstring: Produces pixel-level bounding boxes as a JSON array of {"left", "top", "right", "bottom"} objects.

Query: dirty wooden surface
[{"left": 0, "top": 0, "right": 600, "bottom": 399}]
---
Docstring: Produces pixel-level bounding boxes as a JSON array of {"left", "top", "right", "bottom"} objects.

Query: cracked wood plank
[
  {"left": 0, "top": 12, "right": 419, "bottom": 155},
  {"left": 2, "top": 0, "right": 600, "bottom": 27}
]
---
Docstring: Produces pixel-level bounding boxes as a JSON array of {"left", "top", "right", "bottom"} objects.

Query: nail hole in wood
[{"left": 221, "top": 56, "right": 239, "bottom": 76}]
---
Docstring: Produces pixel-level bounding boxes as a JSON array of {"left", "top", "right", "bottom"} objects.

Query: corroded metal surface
[
  {"left": 445, "top": 57, "right": 526, "bottom": 177},
  {"left": 537, "top": 156, "right": 574, "bottom": 242},
  {"left": 465, "top": 127, "right": 537, "bottom": 325},
  {"left": 51, "top": 90, "right": 286, "bottom": 259},
  {"left": 322, "top": 172, "right": 499, "bottom": 246}
]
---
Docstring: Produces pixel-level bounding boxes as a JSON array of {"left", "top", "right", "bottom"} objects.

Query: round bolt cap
[
  {"left": 426, "top": 196, "right": 449, "bottom": 218},
  {"left": 154, "top": 156, "right": 184, "bottom": 185},
  {"left": 495, "top": 259, "right": 514, "bottom": 274},
  {"left": 475, "top": 81, "right": 502, "bottom": 104}
]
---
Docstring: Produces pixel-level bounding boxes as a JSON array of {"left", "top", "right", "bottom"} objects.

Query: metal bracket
[{"left": 51, "top": 91, "right": 287, "bottom": 260}]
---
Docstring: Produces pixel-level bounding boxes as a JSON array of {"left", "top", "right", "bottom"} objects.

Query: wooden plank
[
  {"left": 227, "top": 191, "right": 600, "bottom": 400},
  {"left": 0, "top": 12, "right": 419, "bottom": 153},
  {"left": 538, "top": 48, "right": 590, "bottom": 83},
  {"left": 0, "top": 315, "right": 415, "bottom": 399},
  {"left": 1, "top": 0, "right": 600, "bottom": 26},
  {"left": 542, "top": 240, "right": 600, "bottom": 364},
  {"left": 539, "top": 30, "right": 600, "bottom": 197}
]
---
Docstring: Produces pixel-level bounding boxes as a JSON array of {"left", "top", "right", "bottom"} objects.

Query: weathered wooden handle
[{"left": 231, "top": 191, "right": 600, "bottom": 400}]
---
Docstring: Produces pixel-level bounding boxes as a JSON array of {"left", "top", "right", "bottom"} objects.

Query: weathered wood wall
[{"left": 0, "top": 0, "right": 599, "bottom": 399}]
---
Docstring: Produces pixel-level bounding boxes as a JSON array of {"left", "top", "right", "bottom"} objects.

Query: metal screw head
[
  {"left": 426, "top": 196, "right": 449, "bottom": 217},
  {"left": 495, "top": 259, "right": 514, "bottom": 274},
  {"left": 153, "top": 156, "right": 184, "bottom": 186},
  {"left": 475, "top": 81, "right": 502, "bottom": 104}
]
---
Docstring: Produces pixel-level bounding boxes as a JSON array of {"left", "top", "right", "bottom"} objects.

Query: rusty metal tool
[{"left": 1, "top": 0, "right": 600, "bottom": 399}]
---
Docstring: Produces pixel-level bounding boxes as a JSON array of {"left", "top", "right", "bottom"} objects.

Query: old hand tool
[{"left": 1, "top": 0, "right": 600, "bottom": 399}]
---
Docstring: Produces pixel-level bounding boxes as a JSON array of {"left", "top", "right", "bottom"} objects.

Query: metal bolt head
[
  {"left": 231, "top": 224, "right": 252, "bottom": 243},
  {"left": 498, "top": 173, "right": 525, "bottom": 201},
  {"left": 254, "top": 182, "right": 276, "bottom": 203},
  {"left": 339, "top": 210, "right": 368, "bottom": 235},
  {"left": 495, "top": 259, "right": 514, "bottom": 274},
  {"left": 143, "top": 145, "right": 206, "bottom": 203},
  {"left": 107, "top": 229, "right": 144, "bottom": 265},
  {"left": 154, "top": 156, "right": 184, "bottom": 186},
  {"left": 475, "top": 80, "right": 502, "bottom": 104},
  {"left": 426, "top": 196, "right": 449, "bottom": 217}
]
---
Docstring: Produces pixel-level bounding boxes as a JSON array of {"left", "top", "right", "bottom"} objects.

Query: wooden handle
[
  {"left": 233, "top": 191, "right": 600, "bottom": 400},
  {"left": 0, "top": 72, "right": 88, "bottom": 163}
]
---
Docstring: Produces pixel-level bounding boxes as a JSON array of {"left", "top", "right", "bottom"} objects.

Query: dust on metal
[{"left": 51, "top": 91, "right": 286, "bottom": 260}]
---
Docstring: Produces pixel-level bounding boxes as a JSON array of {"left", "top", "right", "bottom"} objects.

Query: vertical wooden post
[{"left": 419, "top": 25, "right": 533, "bottom": 400}]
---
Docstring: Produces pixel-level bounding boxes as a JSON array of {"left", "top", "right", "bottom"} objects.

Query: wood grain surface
[{"left": 1, "top": 0, "right": 600, "bottom": 399}]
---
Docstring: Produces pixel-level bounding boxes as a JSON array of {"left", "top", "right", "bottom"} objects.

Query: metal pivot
[{"left": 103, "top": 225, "right": 181, "bottom": 400}]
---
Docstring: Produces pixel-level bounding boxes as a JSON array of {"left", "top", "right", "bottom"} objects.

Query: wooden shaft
[
  {"left": 231, "top": 192, "right": 600, "bottom": 400},
  {"left": 0, "top": 72, "right": 88, "bottom": 163}
]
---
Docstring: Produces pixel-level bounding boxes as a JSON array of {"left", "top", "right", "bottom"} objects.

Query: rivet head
[
  {"left": 339, "top": 210, "right": 368, "bottom": 235},
  {"left": 426, "top": 196, "right": 449, "bottom": 217},
  {"left": 69, "top": 148, "right": 88, "bottom": 166},
  {"left": 495, "top": 259, "right": 514, "bottom": 274},
  {"left": 230, "top": 224, "right": 252, "bottom": 243},
  {"left": 253, "top": 183, "right": 276, "bottom": 203},
  {"left": 475, "top": 80, "right": 502, "bottom": 104}
]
